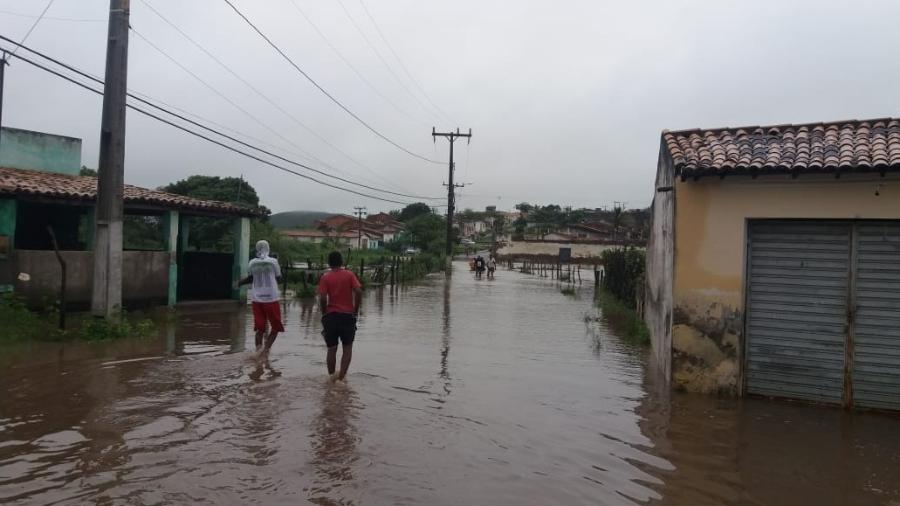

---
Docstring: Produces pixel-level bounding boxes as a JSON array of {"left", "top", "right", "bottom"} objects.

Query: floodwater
[{"left": 2, "top": 262, "right": 900, "bottom": 505}]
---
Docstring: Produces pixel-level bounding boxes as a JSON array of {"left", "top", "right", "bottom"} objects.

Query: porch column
[
  {"left": 82, "top": 206, "right": 95, "bottom": 250},
  {"left": 232, "top": 216, "right": 250, "bottom": 301},
  {"left": 0, "top": 199, "right": 16, "bottom": 294},
  {"left": 163, "top": 210, "right": 178, "bottom": 307}
]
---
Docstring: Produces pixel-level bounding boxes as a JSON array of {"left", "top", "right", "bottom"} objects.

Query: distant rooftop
[{"left": 663, "top": 118, "right": 900, "bottom": 178}]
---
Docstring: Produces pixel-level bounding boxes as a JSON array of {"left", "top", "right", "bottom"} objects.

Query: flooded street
[{"left": 2, "top": 261, "right": 900, "bottom": 505}]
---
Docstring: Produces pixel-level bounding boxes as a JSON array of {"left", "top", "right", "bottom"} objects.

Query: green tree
[
  {"left": 398, "top": 202, "right": 432, "bottom": 222},
  {"left": 79, "top": 166, "right": 97, "bottom": 177},
  {"left": 405, "top": 213, "right": 448, "bottom": 254},
  {"left": 514, "top": 202, "right": 533, "bottom": 214},
  {"left": 162, "top": 175, "right": 270, "bottom": 251}
]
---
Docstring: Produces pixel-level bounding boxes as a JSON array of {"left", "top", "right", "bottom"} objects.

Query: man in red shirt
[{"left": 317, "top": 251, "right": 363, "bottom": 381}]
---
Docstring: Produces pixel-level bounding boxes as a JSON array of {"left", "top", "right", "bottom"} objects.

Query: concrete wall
[
  {"left": 0, "top": 127, "right": 81, "bottom": 176},
  {"left": 13, "top": 250, "right": 170, "bottom": 308},
  {"left": 498, "top": 240, "right": 621, "bottom": 259},
  {"left": 645, "top": 147, "right": 675, "bottom": 384},
  {"left": 671, "top": 172, "right": 900, "bottom": 394}
]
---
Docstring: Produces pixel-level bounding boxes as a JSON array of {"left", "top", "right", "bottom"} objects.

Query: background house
[
  {"left": 646, "top": 118, "right": 900, "bottom": 411},
  {"left": 0, "top": 127, "right": 259, "bottom": 309}
]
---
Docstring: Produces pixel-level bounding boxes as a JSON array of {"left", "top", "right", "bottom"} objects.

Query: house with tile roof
[
  {"left": 0, "top": 127, "right": 261, "bottom": 309},
  {"left": 646, "top": 118, "right": 900, "bottom": 411}
]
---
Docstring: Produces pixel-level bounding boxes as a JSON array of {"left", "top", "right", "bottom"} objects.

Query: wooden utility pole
[
  {"left": 353, "top": 206, "right": 367, "bottom": 250},
  {"left": 91, "top": 0, "right": 130, "bottom": 318},
  {"left": 432, "top": 127, "right": 472, "bottom": 267}
]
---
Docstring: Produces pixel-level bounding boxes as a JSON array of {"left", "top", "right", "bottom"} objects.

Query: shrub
[{"left": 600, "top": 247, "right": 645, "bottom": 308}]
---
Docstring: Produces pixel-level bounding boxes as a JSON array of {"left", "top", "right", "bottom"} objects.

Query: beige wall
[
  {"left": 498, "top": 239, "right": 621, "bottom": 259},
  {"left": 672, "top": 173, "right": 900, "bottom": 394}
]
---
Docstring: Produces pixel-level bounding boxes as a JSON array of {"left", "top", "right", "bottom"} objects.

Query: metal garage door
[
  {"left": 745, "top": 222, "right": 851, "bottom": 404},
  {"left": 746, "top": 221, "right": 900, "bottom": 410},
  {"left": 852, "top": 224, "right": 900, "bottom": 409}
]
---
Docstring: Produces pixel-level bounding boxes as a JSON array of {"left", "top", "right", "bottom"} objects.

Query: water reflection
[
  {"left": 309, "top": 385, "right": 361, "bottom": 504},
  {"left": 439, "top": 276, "right": 452, "bottom": 396},
  {"left": 2, "top": 264, "right": 900, "bottom": 505}
]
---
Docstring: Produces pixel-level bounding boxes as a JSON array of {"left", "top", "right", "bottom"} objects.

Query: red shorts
[{"left": 252, "top": 301, "right": 284, "bottom": 333}]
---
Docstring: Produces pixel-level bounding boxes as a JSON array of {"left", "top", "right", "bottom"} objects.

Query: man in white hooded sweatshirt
[{"left": 237, "top": 240, "right": 284, "bottom": 356}]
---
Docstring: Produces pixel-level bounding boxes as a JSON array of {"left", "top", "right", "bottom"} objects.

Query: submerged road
[{"left": 2, "top": 261, "right": 900, "bottom": 505}]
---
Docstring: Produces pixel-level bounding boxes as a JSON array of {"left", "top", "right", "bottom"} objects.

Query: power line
[
  {"left": 286, "top": 0, "right": 428, "bottom": 128},
  {"left": 0, "top": 35, "right": 442, "bottom": 201},
  {"left": 0, "top": 9, "right": 104, "bottom": 23},
  {"left": 11, "top": 0, "right": 56, "bottom": 57},
  {"left": 2, "top": 45, "right": 419, "bottom": 205},
  {"left": 357, "top": 0, "right": 456, "bottom": 126},
  {"left": 220, "top": 0, "right": 442, "bottom": 165},
  {"left": 130, "top": 28, "right": 310, "bottom": 160},
  {"left": 137, "top": 0, "right": 417, "bottom": 194},
  {"left": 334, "top": 0, "right": 439, "bottom": 125}
]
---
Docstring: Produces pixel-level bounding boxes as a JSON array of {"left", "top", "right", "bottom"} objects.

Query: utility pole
[
  {"left": 91, "top": 0, "right": 130, "bottom": 318},
  {"left": 0, "top": 51, "right": 8, "bottom": 153},
  {"left": 353, "top": 206, "right": 367, "bottom": 250},
  {"left": 432, "top": 127, "right": 472, "bottom": 268}
]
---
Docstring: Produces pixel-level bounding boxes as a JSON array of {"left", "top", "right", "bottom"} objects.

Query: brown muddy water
[{"left": 2, "top": 262, "right": 900, "bottom": 505}]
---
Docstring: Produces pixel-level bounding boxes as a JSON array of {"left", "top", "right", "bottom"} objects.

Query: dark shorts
[
  {"left": 252, "top": 301, "right": 284, "bottom": 332},
  {"left": 322, "top": 312, "right": 357, "bottom": 347}
]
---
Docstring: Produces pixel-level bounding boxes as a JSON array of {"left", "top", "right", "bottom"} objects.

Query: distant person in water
[
  {"left": 474, "top": 255, "right": 486, "bottom": 279},
  {"left": 487, "top": 254, "right": 497, "bottom": 279},
  {"left": 318, "top": 251, "right": 363, "bottom": 382},
  {"left": 237, "top": 240, "right": 284, "bottom": 357}
]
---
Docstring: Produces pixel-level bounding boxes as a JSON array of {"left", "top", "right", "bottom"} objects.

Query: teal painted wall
[
  {"left": 232, "top": 217, "right": 250, "bottom": 302},
  {"left": 0, "top": 127, "right": 81, "bottom": 175},
  {"left": 0, "top": 199, "right": 15, "bottom": 293}
]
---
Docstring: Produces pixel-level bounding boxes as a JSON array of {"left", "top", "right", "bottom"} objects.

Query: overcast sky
[{"left": 2, "top": 0, "right": 900, "bottom": 214}]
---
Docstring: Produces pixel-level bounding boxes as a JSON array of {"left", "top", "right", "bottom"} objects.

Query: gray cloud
[{"left": 2, "top": 0, "right": 900, "bottom": 214}]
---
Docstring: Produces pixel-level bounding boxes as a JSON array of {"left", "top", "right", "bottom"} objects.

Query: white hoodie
[{"left": 247, "top": 240, "right": 281, "bottom": 303}]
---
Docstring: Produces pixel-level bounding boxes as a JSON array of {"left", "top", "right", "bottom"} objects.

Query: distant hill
[{"left": 269, "top": 210, "right": 333, "bottom": 229}]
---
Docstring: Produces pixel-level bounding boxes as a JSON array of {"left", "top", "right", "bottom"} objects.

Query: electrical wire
[
  {"left": 137, "top": 0, "right": 418, "bottom": 194},
  {"left": 11, "top": 0, "right": 56, "bottom": 56},
  {"left": 220, "top": 0, "right": 442, "bottom": 164},
  {"left": 6, "top": 50, "right": 414, "bottom": 205},
  {"left": 334, "top": 0, "right": 439, "bottom": 125},
  {"left": 0, "top": 8, "right": 104, "bottom": 23},
  {"left": 286, "top": 0, "right": 428, "bottom": 128},
  {"left": 357, "top": 0, "right": 456, "bottom": 126},
  {"left": 0, "top": 43, "right": 440, "bottom": 205},
  {"left": 0, "top": 35, "right": 442, "bottom": 201}
]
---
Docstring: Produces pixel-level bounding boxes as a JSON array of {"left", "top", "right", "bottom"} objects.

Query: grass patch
[
  {"left": 0, "top": 294, "right": 156, "bottom": 344},
  {"left": 0, "top": 295, "right": 59, "bottom": 343},
  {"left": 76, "top": 316, "right": 156, "bottom": 341},
  {"left": 595, "top": 289, "right": 650, "bottom": 345}
]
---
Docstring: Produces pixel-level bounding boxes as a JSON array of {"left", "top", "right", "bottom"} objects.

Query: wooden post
[{"left": 46, "top": 226, "right": 66, "bottom": 330}]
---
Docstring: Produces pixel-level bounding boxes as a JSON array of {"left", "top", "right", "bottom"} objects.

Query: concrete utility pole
[
  {"left": 353, "top": 206, "right": 367, "bottom": 249},
  {"left": 432, "top": 127, "right": 472, "bottom": 266},
  {"left": 91, "top": 0, "right": 130, "bottom": 318},
  {"left": 0, "top": 51, "right": 8, "bottom": 153}
]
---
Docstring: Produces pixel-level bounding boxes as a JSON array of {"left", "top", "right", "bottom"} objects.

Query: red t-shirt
[{"left": 318, "top": 268, "right": 362, "bottom": 314}]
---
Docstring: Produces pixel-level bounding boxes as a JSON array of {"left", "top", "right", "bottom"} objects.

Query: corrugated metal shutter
[
  {"left": 852, "top": 223, "right": 900, "bottom": 410},
  {"left": 745, "top": 222, "right": 850, "bottom": 404}
]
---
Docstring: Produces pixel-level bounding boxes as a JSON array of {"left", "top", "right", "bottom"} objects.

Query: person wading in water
[
  {"left": 318, "top": 251, "right": 363, "bottom": 382},
  {"left": 237, "top": 240, "right": 284, "bottom": 357}
]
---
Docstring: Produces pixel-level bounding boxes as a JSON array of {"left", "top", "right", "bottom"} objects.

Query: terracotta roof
[
  {"left": 282, "top": 229, "right": 351, "bottom": 238},
  {"left": 663, "top": 118, "right": 900, "bottom": 178},
  {"left": 0, "top": 166, "right": 262, "bottom": 217},
  {"left": 281, "top": 229, "right": 375, "bottom": 239}
]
